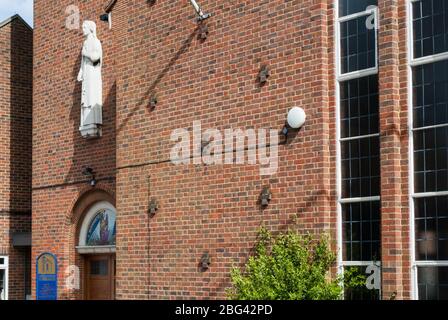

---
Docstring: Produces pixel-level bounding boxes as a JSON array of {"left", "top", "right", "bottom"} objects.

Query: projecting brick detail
[{"left": 0, "top": 15, "right": 32, "bottom": 300}]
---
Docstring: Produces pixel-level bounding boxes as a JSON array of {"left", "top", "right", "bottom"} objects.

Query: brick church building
[
  {"left": 0, "top": 14, "right": 33, "bottom": 300},
  {"left": 0, "top": 0, "right": 445, "bottom": 300}
]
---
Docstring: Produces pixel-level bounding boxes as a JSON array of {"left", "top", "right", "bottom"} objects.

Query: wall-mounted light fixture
[
  {"left": 189, "top": 0, "right": 212, "bottom": 22},
  {"left": 100, "top": 13, "right": 112, "bottom": 29},
  {"left": 281, "top": 107, "right": 306, "bottom": 142},
  {"left": 200, "top": 252, "right": 211, "bottom": 271},
  {"left": 148, "top": 198, "right": 159, "bottom": 217},
  {"left": 100, "top": 13, "right": 109, "bottom": 22},
  {"left": 258, "top": 65, "right": 270, "bottom": 85},
  {"left": 260, "top": 186, "right": 272, "bottom": 207},
  {"left": 82, "top": 167, "right": 97, "bottom": 187}
]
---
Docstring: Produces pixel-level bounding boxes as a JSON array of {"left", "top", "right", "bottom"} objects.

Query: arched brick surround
[{"left": 65, "top": 185, "right": 115, "bottom": 300}]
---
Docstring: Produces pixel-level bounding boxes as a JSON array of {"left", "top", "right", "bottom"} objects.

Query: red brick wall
[
  {"left": 0, "top": 214, "right": 31, "bottom": 300},
  {"left": 0, "top": 16, "right": 33, "bottom": 300},
  {"left": 32, "top": 0, "right": 416, "bottom": 300},
  {"left": 113, "top": 0, "right": 336, "bottom": 299},
  {"left": 32, "top": 0, "right": 117, "bottom": 299},
  {"left": 377, "top": 0, "right": 412, "bottom": 300}
]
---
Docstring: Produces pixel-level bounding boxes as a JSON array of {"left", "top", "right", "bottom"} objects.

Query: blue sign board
[{"left": 36, "top": 253, "right": 58, "bottom": 300}]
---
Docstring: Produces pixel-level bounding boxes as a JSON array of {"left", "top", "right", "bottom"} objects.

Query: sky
[{"left": 0, "top": 0, "right": 33, "bottom": 27}]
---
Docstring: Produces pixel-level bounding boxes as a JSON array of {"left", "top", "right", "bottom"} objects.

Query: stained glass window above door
[{"left": 86, "top": 208, "right": 116, "bottom": 246}]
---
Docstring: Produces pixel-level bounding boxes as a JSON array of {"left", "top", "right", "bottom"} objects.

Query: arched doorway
[{"left": 77, "top": 201, "right": 116, "bottom": 300}]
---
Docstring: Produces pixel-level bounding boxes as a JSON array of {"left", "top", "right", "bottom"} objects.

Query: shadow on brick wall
[
  {"left": 9, "top": 18, "right": 32, "bottom": 214},
  {"left": 117, "top": 26, "right": 200, "bottom": 135}
]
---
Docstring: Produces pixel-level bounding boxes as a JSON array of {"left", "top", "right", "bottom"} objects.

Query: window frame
[
  {"left": 0, "top": 256, "right": 8, "bottom": 301},
  {"left": 335, "top": 0, "right": 381, "bottom": 298},
  {"left": 336, "top": 6, "right": 379, "bottom": 81},
  {"left": 407, "top": 0, "right": 448, "bottom": 300}
]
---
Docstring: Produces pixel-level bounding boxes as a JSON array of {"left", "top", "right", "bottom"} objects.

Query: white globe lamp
[
  {"left": 287, "top": 107, "right": 306, "bottom": 129},
  {"left": 281, "top": 107, "right": 306, "bottom": 142}
]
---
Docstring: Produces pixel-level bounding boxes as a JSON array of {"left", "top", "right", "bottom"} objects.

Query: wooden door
[{"left": 85, "top": 255, "right": 115, "bottom": 300}]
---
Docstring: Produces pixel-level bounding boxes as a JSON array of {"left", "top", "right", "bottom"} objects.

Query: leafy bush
[
  {"left": 343, "top": 266, "right": 380, "bottom": 300},
  {"left": 343, "top": 266, "right": 367, "bottom": 290},
  {"left": 228, "top": 228, "right": 343, "bottom": 300}
]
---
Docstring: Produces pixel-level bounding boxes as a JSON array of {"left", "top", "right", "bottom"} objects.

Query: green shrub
[
  {"left": 228, "top": 228, "right": 343, "bottom": 300},
  {"left": 343, "top": 266, "right": 368, "bottom": 290}
]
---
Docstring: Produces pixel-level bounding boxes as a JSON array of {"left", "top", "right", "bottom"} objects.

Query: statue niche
[{"left": 77, "top": 21, "right": 103, "bottom": 138}]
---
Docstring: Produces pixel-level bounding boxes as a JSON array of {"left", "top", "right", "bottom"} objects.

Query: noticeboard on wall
[{"left": 36, "top": 253, "right": 58, "bottom": 300}]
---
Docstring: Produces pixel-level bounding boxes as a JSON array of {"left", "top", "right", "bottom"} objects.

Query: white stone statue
[{"left": 77, "top": 21, "right": 103, "bottom": 138}]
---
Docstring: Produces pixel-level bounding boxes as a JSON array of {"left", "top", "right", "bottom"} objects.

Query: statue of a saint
[{"left": 77, "top": 21, "right": 103, "bottom": 138}]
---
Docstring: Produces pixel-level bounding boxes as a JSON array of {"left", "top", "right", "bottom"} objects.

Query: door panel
[{"left": 85, "top": 255, "right": 115, "bottom": 300}]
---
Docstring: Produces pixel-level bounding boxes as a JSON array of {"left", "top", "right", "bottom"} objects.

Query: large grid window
[
  {"left": 341, "top": 136, "right": 380, "bottom": 198},
  {"left": 418, "top": 266, "right": 448, "bottom": 299},
  {"left": 338, "top": 2, "right": 378, "bottom": 79},
  {"left": 337, "top": 0, "right": 380, "bottom": 300},
  {"left": 410, "top": 0, "right": 448, "bottom": 301},
  {"left": 415, "top": 197, "right": 448, "bottom": 261},
  {"left": 342, "top": 201, "right": 381, "bottom": 261},
  {"left": 340, "top": 16, "right": 377, "bottom": 74},
  {"left": 340, "top": 75, "right": 379, "bottom": 138},
  {"left": 412, "top": 60, "right": 448, "bottom": 128},
  {"left": 414, "top": 127, "right": 448, "bottom": 193},
  {"left": 413, "top": 0, "right": 448, "bottom": 59},
  {"left": 0, "top": 256, "right": 7, "bottom": 300},
  {"left": 339, "top": 0, "right": 377, "bottom": 17}
]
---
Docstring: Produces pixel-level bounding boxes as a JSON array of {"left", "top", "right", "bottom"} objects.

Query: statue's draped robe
[{"left": 79, "top": 35, "right": 103, "bottom": 128}]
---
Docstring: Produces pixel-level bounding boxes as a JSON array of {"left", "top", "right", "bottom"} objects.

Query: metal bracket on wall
[
  {"left": 199, "top": 23, "right": 209, "bottom": 40},
  {"left": 200, "top": 252, "right": 211, "bottom": 271}
]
